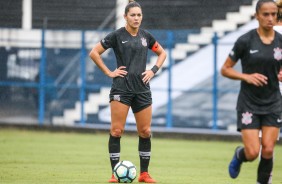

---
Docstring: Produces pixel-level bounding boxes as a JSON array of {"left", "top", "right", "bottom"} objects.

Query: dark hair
[
  {"left": 256, "top": 0, "right": 276, "bottom": 13},
  {"left": 124, "top": 1, "right": 141, "bottom": 15},
  {"left": 276, "top": 0, "right": 282, "bottom": 21}
]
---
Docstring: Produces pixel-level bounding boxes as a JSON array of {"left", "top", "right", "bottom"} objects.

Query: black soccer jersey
[
  {"left": 229, "top": 29, "right": 282, "bottom": 114},
  {"left": 100, "top": 27, "right": 156, "bottom": 93}
]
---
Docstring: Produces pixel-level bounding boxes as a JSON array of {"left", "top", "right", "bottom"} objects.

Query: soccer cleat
[
  {"left": 229, "top": 146, "right": 243, "bottom": 179},
  {"left": 108, "top": 174, "right": 118, "bottom": 183},
  {"left": 138, "top": 172, "right": 156, "bottom": 183}
]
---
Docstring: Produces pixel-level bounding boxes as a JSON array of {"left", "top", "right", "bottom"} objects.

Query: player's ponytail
[{"left": 276, "top": 0, "right": 282, "bottom": 22}]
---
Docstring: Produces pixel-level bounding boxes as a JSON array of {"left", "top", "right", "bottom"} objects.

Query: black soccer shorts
[
  {"left": 237, "top": 111, "right": 282, "bottom": 131},
  {"left": 109, "top": 88, "right": 152, "bottom": 113}
]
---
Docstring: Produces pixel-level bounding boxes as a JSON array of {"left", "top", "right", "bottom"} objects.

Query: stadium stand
[
  {"left": 32, "top": 0, "right": 116, "bottom": 30},
  {"left": 94, "top": 20, "right": 252, "bottom": 130},
  {"left": 0, "top": 0, "right": 256, "bottom": 129},
  {"left": 150, "top": 20, "right": 258, "bottom": 130},
  {"left": 140, "top": 0, "right": 253, "bottom": 29},
  {"left": 0, "top": 1, "right": 22, "bottom": 28},
  {"left": 0, "top": 0, "right": 252, "bottom": 30}
]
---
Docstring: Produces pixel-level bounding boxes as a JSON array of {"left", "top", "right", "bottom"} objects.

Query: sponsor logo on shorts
[
  {"left": 242, "top": 112, "right": 253, "bottom": 125},
  {"left": 113, "top": 95, "right": 120, "bottom": 101},
  {"left": 277, "top": 118, "right": 282, "bottom": 123}
]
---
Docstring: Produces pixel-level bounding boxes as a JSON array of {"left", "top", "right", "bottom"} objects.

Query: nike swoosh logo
[
  {"left": 277, "top": 119, "right": 282, "bottom": 123},
  {"left": 250, "top": 50, "right": 258, "bottom": 54},
  {"left": 122, "top": 41, "right": 128, "bottom": 44},
  {"left": 110, "top": 153, "right": 120, "bottom": 157}
]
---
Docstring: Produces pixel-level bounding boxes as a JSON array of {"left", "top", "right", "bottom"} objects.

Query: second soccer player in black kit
[
  {"left": 89, "top": 1, "right": 166, "bottom": 183},
  {"left": 221, "top": 0, "right": 282, "bottom": 183}
]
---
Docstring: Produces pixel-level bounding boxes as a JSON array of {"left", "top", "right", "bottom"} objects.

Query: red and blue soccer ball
[{"left": 113, "top": 160, "right": 137, "bottom": 183}]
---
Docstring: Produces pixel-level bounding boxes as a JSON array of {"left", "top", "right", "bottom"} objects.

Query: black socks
[
  {"left": 109, "top": 135, "right": 152, "bottom": 173},
  {"left": 257, "top": 157, "right": 273, "bottom": 184},
  {"left": 138, "top": 136, "right": 151, "bottom": 173},
  {"left": 108, "top": 134, "right": 121, "bottom": 172},
  {"left": 237, "top": 147, "right": 248, "bottom": 162},
  {"left": 235, "top": 147, "right": 273, "bottom": 184}
]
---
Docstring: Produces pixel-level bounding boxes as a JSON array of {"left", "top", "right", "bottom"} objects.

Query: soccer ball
[{"left": 113, "top": 160, "right": 137, "bottom": 183}]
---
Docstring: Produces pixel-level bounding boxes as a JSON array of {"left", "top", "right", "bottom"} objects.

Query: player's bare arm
[
  {"left": 221, "top": 56, "right": 268, "bottom": 87},
  {"left": 142, "top": 42, "right": 166, "bottom": 84},
  {"left": 278, "top": 67, "right": 282, "bottom": 82},
  {"left": 89, "top": 43, "right": 128, "bottom": 78}
]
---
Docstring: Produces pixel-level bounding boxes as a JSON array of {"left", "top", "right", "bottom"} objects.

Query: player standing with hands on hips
[
  {"left": 89, "top": 1, "right": 166, "bottom": 183},
  {"left": 221, "top": 0, "right": 282, "bottom": 183}
]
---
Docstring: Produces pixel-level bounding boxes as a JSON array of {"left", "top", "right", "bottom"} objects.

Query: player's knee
[
  {"left": 111, "top": 128, "right": 124, "bottom": 137},
  {"left": 246, "top": 149, "right": 260, "bottom": 161},
  {"left": 261, "top": 146, "right": 274, "bottom": 158},
  {"left": 138, "top": 128, "right": 151, "bottom": 138}
]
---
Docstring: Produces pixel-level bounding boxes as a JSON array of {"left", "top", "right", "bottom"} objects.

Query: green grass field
[{"left": 0, "top": 128, "right": 281, "bottom": 184}]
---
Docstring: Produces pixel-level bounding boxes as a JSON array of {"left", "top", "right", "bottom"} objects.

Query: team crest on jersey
[
  {"left": 141, "top": 38, "right": 147, "bottom": 47},
  {"left": 273, "top": 47, "right": 282, "bottom": 61},
  {"left": 241, "top": 112, "right": 253, "bottom": 125}
]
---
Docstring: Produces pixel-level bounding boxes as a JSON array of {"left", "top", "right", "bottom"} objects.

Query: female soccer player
[
  {"left": 89, "top": 1, "right": 166, "bottom": 183},
  {"left": 221, "top": 0, "right": 282, "bottom": 183}
]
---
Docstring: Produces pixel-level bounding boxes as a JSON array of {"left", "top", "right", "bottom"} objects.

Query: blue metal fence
[{"left": 0, "top": 28, "right": 236, "bottom": 130}]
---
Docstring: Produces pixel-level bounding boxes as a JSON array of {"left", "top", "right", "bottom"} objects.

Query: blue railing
[{"left": 0, "top": 28, "right": 237, "bottom": 130}]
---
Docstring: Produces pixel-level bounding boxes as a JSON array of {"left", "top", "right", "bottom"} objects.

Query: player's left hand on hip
[{"left": 142, "top": 70, "right": 154, "bottom": 84}]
